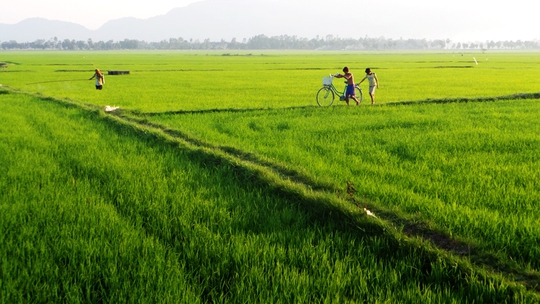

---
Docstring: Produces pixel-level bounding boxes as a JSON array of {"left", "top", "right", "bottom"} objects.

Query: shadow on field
[
  {"left": 388, "top": 92, "right": 540, "bottom": 106},
  {"left": 141, "top": 105, "right": 317, "bottom": 116}
]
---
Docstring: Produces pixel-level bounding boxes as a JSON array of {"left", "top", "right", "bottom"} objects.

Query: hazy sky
[{"left": 1, "top": 0, "right": 538, "bottom": 41}]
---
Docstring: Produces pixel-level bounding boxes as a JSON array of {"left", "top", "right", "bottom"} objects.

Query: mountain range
[{"left": 1, "top": 0, "right": 352, "bottom": 43}]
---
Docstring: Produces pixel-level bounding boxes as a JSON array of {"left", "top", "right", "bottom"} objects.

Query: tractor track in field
[{"left": 109, "top": 106, "right": 540, "bottom": 294}]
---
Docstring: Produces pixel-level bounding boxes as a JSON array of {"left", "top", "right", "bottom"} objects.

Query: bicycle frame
[
  {"left": 316, "top": 75, "right": 363, "bottom": 106},
  {"left": 324, "top": 82, "right": 342, "bottom": 96},
  {"left": 327, "top": 82, "right": 350, "bottom": 100}
]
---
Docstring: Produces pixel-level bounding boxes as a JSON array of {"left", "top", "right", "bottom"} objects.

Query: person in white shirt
[{"left": 358, "top": 68, "right": 379, "bottom": 104}]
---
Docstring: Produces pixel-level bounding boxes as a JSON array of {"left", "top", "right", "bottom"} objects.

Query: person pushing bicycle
[{"left": 335, "top": 67, "right": 360, "bottom": 105}]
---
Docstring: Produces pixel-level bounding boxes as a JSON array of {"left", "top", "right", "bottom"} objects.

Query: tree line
[{"left": 2, "top": 35, "right": 540, "bottom": 51}]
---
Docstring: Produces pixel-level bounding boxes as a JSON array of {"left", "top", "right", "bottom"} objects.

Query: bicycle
[{"left": 316, "top": 74, "right": 363, "bottom": 106}]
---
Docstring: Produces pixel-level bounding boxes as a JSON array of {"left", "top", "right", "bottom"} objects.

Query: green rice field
[{"left": 1, "top": 51, "right": 540, "bottom": 303}]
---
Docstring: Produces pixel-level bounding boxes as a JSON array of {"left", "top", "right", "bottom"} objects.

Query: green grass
[
  {"left": 5, "top": 90, "right": 536, "bottom": 302},
  {"left": 3, "top": 51, "right": 540, "bottom": 112},
  {"left": 1, "top": 51, "right": 540, "bottom": 302},
  {"left": 144, "top": 99, "right": 540, "bottom": 270}
]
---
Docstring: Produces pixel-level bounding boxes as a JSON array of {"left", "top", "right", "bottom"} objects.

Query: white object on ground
[
  {"left": 364, "top": 208, "right": 377, "bottom": 218},
  {"left": 105, "top": 106, "right": 119, "bottom": 112}
]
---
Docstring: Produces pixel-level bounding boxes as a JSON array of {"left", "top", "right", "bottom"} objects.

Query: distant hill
[
  {"left": 0, "top": 0, "right": 345, "bottom": 43},
  {"left": 0, "top": 18, "right": 92, "bottom": 42}
]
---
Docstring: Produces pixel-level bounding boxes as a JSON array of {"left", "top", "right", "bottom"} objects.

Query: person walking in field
[
  {"left": 335, "top": 66, "right": 360, "bottom": 105},
  {"left": 358, "top": 68, "right": 379, "bottom": 104},
  {"left": 89, "top": 68, "right": 105, "bottom": 90}
]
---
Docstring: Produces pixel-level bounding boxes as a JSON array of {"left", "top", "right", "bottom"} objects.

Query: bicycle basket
[{"left": 323, "top": 77, "right": 333, "bottom": 86}]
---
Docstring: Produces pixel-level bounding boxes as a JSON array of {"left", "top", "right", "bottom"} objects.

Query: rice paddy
[{"left": 1, "top": 50, "right": 540, "bottom": 302}]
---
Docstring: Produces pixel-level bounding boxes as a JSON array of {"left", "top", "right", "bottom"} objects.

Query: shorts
[
  {"left": 369, "top": 86, "right": 376, "bottom": 95},
  {"left": 346, "top": 84, "right": 355, "bottom": 96}
]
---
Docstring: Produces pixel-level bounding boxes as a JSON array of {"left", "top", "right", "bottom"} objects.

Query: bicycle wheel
[
  {"left": 355, "top": 86, "right": 363, "bottom": 104},
  {"left": 316, "top": 87, "right": 335, "bottom": 106}
]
